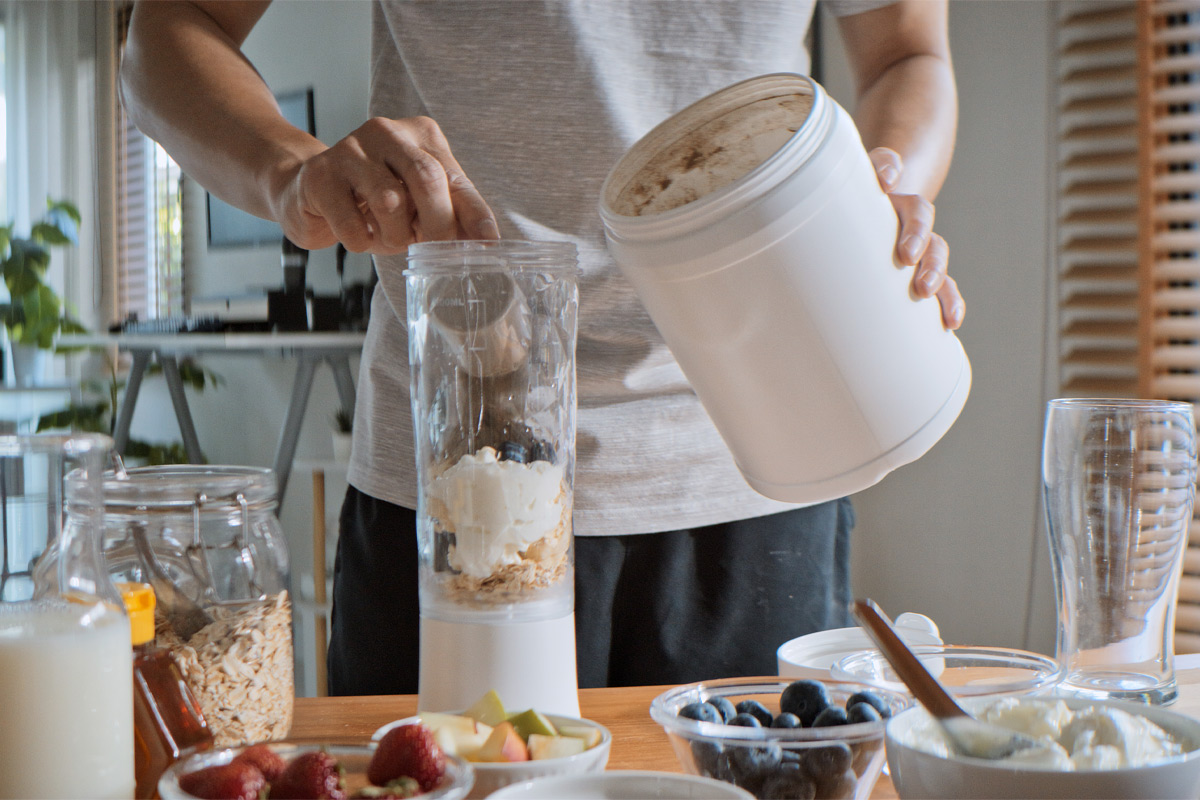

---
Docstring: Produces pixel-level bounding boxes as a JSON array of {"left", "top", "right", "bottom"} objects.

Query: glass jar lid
[{"left": 69, "top": 465, "right": 277, "bottom": 513}]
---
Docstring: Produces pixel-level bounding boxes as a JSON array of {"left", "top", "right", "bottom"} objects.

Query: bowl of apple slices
[{"left": 373, "top": 690, "right": 612, "bottom": 800}]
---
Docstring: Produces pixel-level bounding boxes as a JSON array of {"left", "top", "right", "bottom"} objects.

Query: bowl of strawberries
[{"left": 158, "top": 724, "right": 474, "bottom": 800}]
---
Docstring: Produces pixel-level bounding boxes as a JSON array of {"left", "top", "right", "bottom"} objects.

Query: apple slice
[
  {"left": 475, "top": 721, "right": 529, "bottom": 763},
  {"left": 463, "top": 688, "right": 509, "bottom": 727},
  {"left": 507, "top": 708, "right": 558, "bottom": 740},
  {"left": 416, "top": 711, "right": 493, "bottom": 759},
  {"left": 528, "top": 733, "right": 586, "bottom": 761},
  {"left": 556, "top": 723, "right": 601, "bottom": 749}
]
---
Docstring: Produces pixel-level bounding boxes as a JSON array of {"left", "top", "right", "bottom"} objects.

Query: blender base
[{"left": 418, "top": 613, "right": 581, "bottom": 717}]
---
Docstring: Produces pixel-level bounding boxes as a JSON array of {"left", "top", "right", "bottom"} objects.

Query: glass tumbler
[{"left": 1042, "top": 397, "right": 1196, "bottom": 704}]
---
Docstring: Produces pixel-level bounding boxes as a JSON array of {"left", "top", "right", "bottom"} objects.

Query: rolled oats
[{"left": 155, "top": 590, "right": 293, "bottom": 747}]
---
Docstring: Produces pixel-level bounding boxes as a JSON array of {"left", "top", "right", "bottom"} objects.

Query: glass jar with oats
[{"left": 70, "top": 464, "right": 293, "bottom": 748}]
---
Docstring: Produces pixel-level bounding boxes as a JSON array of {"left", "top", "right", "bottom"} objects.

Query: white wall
[
  {"left": 129, "top": 1, "right": 1062, "bottom": 689},
  {"left": 823, "top": 1, "right": 1059, "bottom": 654}
]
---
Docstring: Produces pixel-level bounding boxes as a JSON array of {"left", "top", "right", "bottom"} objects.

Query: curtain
[{"left": 4, "top": 0, "right": 100, "bottom": 336}]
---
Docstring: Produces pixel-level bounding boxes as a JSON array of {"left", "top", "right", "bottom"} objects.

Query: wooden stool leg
[{"left": 313, "top": 469, "right": 328, "bottom": 697}]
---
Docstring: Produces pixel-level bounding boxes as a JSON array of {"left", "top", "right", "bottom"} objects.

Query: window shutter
[
  {"left": 112, "top": 2, "right": 183, "bottom": 325},
  {"left": 1138, "top": 0, "right": 1200, "bottom": 653},
  {"left": 1056, "top": 2, "right": 1141, "bottom": 398},
  {"left": 115, "top": 97, "right": 151, "bottom": 321},
  {"left": 1057, "top": 0, "right": 1200, "bottom": 654}
]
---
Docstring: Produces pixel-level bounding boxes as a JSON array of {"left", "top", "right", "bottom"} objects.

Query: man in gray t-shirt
[{"left": 121, "top": 0, "right": 961, "bottom": 691}]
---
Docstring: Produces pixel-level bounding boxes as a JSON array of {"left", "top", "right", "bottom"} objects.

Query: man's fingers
[
  {"left": 869, "top": 147, "right": 903, "bottom": 192},
  {"left": 913, "top": 231, "right": 949, "bottom": 298},
  {"left": 890, "top": 192, "right": 935, "bottom": 266},
  {"left": 447, "top": 170, "right": 499, "bottom": 240},
  {"left": 286, "top": 116, "right": 497, "bottom": 255},
  {"left": 937, "top": 273, "right": 965, "bottom": 330}
]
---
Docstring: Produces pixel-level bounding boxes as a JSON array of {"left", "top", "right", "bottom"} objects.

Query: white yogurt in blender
[
  {"left": 429, "top": 446, "right": 567, "bottom": 579},
  {"left": 0, "top": 599, "right": 135, "bottom": 798},
  {"left": 898, "top": 696, "right": 1183, "bottom": 770}
]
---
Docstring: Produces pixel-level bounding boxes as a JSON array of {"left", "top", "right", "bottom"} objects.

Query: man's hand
[
  {"left": 870, "top": 147, "right": 963, "bottom": 330},
  {"left": 272, "top": 116, "right": 500, "bottom": 255}
]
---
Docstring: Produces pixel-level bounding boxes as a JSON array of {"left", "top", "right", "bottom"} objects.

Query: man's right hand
[{"left": 271, "top": 116, "right": 500, "bottom": 255}]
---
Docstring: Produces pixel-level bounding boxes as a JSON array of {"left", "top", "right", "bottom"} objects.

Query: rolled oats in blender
[{"left": 407, "top": 240, "right": 580, "bottom": 714}]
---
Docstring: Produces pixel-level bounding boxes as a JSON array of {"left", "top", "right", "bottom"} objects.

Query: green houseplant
[
  {"left": 37, "top": 352, "right": 223, "bottom": 466},
  {"left": 0, "top": 199, "right": 88, "bottom": 384}
]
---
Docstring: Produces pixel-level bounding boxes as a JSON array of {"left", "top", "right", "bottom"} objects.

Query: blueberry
[
  {"left": 814, "top": 768, "right": 859, "bottom": 800},
  {"left": 800, "top": 742, "right": 853, "bottom": 781},
  {"left": 846, "top": 690, "right": 891, "bottom": 719},
  {"left": 689, "top": 739, "right": 723, "bottom": 776},
  {"left": 528, "top": 438, "right": 555, "bottom": 464},
  {"left": 771, "top": 712, "right": 802, "bottom": 729},
  {"left": 760, "top": 762, "right": 816, "bottom": 800},
  {"left": 728, "top": 712, "right": 762, "bottom": 728},
  {"left": 812, "top": 707, "right": 849, "bottom": 727},
  {"left": 679, "top": 701, "right": 721, "bottom": 723},
  {"left": 846, "top": 701, "right": 882, "bottom": 725},
  {"left": 706, "top": 696, "right": 737, "bottom": 723},
  {"left": 725, "top": 744, "right": 782, "bottom": 795},
  {"left": 735, "top": 699, "right": 774, "bottom": 728},
  {"left": 498, "top": 440, "right": 528, "bottom": 463},
  {"left": 780, "top": 679, "right": 831, "bottom": 727}
]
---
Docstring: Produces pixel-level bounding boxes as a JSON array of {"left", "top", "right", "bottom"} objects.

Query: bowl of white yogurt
[{"left": 885, "top": 694, "right": 1200, "bottom": 799}]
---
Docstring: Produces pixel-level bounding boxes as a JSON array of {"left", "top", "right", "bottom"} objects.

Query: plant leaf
[
  {"left": 31, "top": 222, "right": 71, "bottom": 246},
  {"left": 46, "top": 198, "right": 81, "bottom": 225}
]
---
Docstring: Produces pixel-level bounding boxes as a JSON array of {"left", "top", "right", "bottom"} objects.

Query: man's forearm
[
  {"left": 119, "top": 0, "right": 322, "bottom": 221},
  {"left": 835, "top": 0, "right": 957, "bottom": 201},
  {"left": 852, "top": 54, "right": 957, "bottom": 201}
]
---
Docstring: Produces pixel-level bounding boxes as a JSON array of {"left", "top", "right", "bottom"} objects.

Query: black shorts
[{"left": 327, "top": 486, "right": 854, "bottom": 695}]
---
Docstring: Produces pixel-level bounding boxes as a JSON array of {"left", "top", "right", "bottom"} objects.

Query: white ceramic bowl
[
  {"left": 651, "top": 676, "right": 911, "bottom": 800},
  {"left": 886, "top": 695, "right": 1200, "bottom": 799},
  {"left": 777, "top": 613, "right": 942, "bottom": 680},
  {"left": 158, "top": 742, "right": 474, "bottom": 800},
  {"left": 373, "top": 713, "right": 611, "bottom": 800},
  {"left": 487, "top": 770, "right": 755, "bottom": 799}
]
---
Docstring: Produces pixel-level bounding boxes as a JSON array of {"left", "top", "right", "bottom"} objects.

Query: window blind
[
  {"left": 1057, "top": 0, "right": 1200, "bottom": 653},
  {"left": 1137, "top": 0, "right": 1200, "bottom": 653},
  {"left": 111, "top": 1, "right": 183, "bottom": 325}
]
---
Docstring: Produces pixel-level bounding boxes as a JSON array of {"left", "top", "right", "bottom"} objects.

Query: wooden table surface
[
  {"left": 289, "top": 663, "right": 1200, "bottom": 799},
  {"left": 291, "top": 683, "right": 899, "bottom": 796}
]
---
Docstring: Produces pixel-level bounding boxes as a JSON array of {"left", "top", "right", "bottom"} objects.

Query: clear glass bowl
[
  {"left": 158, "top": 742, "right": 474, "bottom": 800},
  {"left": 831, "top": 645, "right": 1064, "bottom": 699},
  {"left": 650, "top": 676, "right": 911, "bottom": 800}
]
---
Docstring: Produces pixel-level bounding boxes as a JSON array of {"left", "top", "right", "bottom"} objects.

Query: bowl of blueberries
[{"left": 650, "top": 677, "right": 910, "bottom": 800}]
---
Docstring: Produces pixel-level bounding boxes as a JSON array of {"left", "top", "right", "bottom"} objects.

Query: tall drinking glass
[{"left": 1042, "top": 398, "right": 1196, "bottom": 705}]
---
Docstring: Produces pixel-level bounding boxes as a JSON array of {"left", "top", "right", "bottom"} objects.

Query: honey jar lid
[{"left": 117, "top": 581, "right": 156, "bottom": 646}]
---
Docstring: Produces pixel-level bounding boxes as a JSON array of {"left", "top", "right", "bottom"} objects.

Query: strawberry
[
  {"left": 232, "top": 743, "right": 288, "bottom": 783},
  {"left": 367, "top": 724, "right": 445, "bottom": 792},
  {"left": 178, "top": 761, "right": 267, "bottom": 800},
  {"left": 269, "top": 750, "right": 346, "bottom": 800}
]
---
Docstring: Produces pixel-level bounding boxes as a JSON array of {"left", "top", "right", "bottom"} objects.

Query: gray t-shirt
[{"left": 350, "top": 0, "right": 894, "bottom": 536}]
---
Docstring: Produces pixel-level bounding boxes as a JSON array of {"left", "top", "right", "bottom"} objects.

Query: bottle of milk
[{"left": 0, "top": 434, "right": 134, "bottom": 800}]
